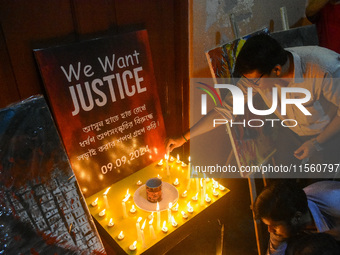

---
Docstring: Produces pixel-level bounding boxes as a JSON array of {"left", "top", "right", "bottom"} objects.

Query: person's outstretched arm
[{"left": 166, "top": 109, "right": 223, "bottom": 152}]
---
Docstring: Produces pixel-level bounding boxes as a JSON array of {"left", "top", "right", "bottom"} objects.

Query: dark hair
[
  {"left": 285, "top": 233, "right": 340, "bottom": 255},
  {"left": 253, "top": 181, "right": 308, "bottom": 222},
  {"left": 234, "top": 34, "right": 288, "bottom": 76}
]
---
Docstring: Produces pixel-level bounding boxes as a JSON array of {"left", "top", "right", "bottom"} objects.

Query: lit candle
[
  {"left": 149, "top": 218, "right": 156, "bottom": 239},
  {"left": 136, "top": 180, "right": 142, "bottom": 186},
  {"left": 170, "top": 156, "right": 175, "bottom": 162},
  {"left": 181, "top": 211, "right": 188, "bottom": 219},
  {"left": 129, "top": 241, "right": 137, "bottom": 251},
  {"left": 103, "top": 187, "right": 111, "bottom": 209},
  {"left": 124, "top": 189, "right": 130, "bottom": 199},
  {"left": 99, "top": 209, "right": 106, "bottom": 217},
  {"left": 130, "top": 205, "right": 137, "bottom": 214},
  {"left": 117, "top": 231, "right": 125, "bottom": 240},
  {"left": 205, "top": 177, "right": 210, "bottom": 183},
  {"left": 171, "top": 216, "right": 178, "bottom": 227},
  {"left": 203, "top": 179, "right": 207, "bottom": 198},
  {"left": 168, "top": 203, "right": 172, "bottom": 223},
  {"left": 181, "top": 190, "right": 187, "bottom": 198},
  {"left": 136, "top": 217, "right": 142, "bottom": 241},
  {"left": 219, "top": 184, "right": 226, "bottom": 191},
  {"left": 122, "top": 196, "right": 129, "bottom": 219},
  {"left": 187, "top": 201, "right": 194, "bottom": 213},
  {"left": 181, "top": 162, "right": 186, "bottom": 167},
  {"left": 141, "top": 220, "right": 146, "bottom": 248},
  {"left": 196, "top": 174, "right": 199, "bottom": 194},
  {"left": 205, "top": 194, "right": 211, "bottom": 203},
  {"left": 172, "top": 203, "right": 179, "bottom": 212},
  {"left": 213, "top": 188, "right": 219, "bottom": 197},
  {"left": 108, "top": 218, "right": 114, "bottom": 227},
  {"left": 212, "top": 179, "right": 219, "bottom": 189},
  {"left": 148, "top": 212, "right": 154, "bottom": 220},
  {"left": 188, "top": 156, "right": 191, "bottom": 179},
  {"left": 192, "top": 193, "right": 198, "bottom": 201},
  {"left": 157, "top": 174, "right": 162, "bottom": 180},
  {"left": 165, "top": 154, "right": 170, "bottom": 176},
  {"left": 173, "top": 178, "right": 179, "bottom": 186},
  {"left": 157, "top": 202, "right": 161, "bottom": 231},
  {"left": 157, "top": 159, "right": 163, "bottom": 166},
  {"left": 176, "top": 154, "right": 180, "bottom": 163},
  {"left": 162, "top": 220, "right": 168, "bottom": 233},
  {"left": 91, "top": 197, "right": 98, "bottom": 207}
]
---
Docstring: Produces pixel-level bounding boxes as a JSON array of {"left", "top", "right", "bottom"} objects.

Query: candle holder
[
  {"left": 108, "top": 218, "right": 114, "bottom": 227},
  {"left": 91, "top": 198, "right": 98, "bottom": 207},
  {"left": 117, "top": 231, "right": 125, "bottom": 240},
  {"left": 129, "top": 241, "right": 137, "bottom": 251}
]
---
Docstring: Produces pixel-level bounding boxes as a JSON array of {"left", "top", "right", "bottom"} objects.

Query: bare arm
[
  {"left": 305, "top": 0, "right": 330, "bottom": 17},
  {"left": 166, "top": 109, "right": 224, "bottom": 152}
]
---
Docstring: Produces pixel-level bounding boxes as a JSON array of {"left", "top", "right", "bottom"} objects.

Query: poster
[
  {"left": 205, "top": 29, "right": 278, "bottom": 176},
  {"left": 34, "top": 30, "right": 166, "bottom": 197},
  {"left": 0, "top": 96, "right": 105, "bottom": 254}
]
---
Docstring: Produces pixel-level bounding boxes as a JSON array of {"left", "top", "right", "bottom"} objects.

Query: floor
[{"left": 165, "top": 178, "right": 260, "bottom": 255}]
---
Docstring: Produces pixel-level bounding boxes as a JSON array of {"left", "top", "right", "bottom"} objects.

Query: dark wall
[{"left": 0, "top": 0, "right": 189, "bottom": 151}]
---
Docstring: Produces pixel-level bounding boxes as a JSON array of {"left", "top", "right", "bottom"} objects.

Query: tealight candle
[
  {"left": 170, "top": 156, "right": 175, "bottom": 162},
  {"left": 181, "top": 211, "right": 188, "bottom": 219},
  {"left": 187, "top": 201, "right": 194, "bottom": 213},
  {"left": 129, "top": 241, "right": 137, "bottom": 251},
  {"left": 173, "top": 178, "right": 179, "bottom": 186},
  {"left": 157, "top": 159, "right": 163, "bottom": 166},
  {"left": 205, "top": 194, "right": 211, "bottom": 203},
  {"left": 162, "top": 220, "right": 168, "bottom": 233},
  {"left": 181, "top": 162, "right": 187, "bottom": 167},
  {"left": 205, "top": 177, "right": 210, "bottom": 183},
  {"left": 157, "top": 174, "right": 162, "bottom": 180},
  {"left": 130, "top": 205, "right": 137, "bottom": 214},
  {"left": 213, "top": 188, "right": 219, "bottom": 197},
  {"left": 171, "top": 203, "right": 179, "bottom": 212},
  {"left": 136, "top": 180, "right": 142, "bottom": 186},
  {"left": 171, "top": 216, "right": 178, "bottom": 227},
  {"left": 176, "top": 154, "right": 181, "bottom": 163},
  {"left": 213, "top": 179, "right": 219, "bottom": 189},
  {"left": 219, "top": 184, "right": 226, "bottom": 191},
  {"left": 148, "top": 212, "right": 154, "bottom": 220},
  {"left": 124, "top": 189, "right": 130, "bottom": 199},
  {"left": 117, "top": 231, "right": 125, "bottom": 240},
  {"left": 192, "top": 193, "right": 198, "bottom": 201},
  {"left": 99, "top": 209, "right": 106, "bottom": 217},
  {"left": 91, "top": 198, "right": 98, "bottom": 207},
  {"left": 181, "top": 190, "right": 187, "bottom": 198},
  {"left": 108, "top": 218, "right": 114, "bottom": 227}
]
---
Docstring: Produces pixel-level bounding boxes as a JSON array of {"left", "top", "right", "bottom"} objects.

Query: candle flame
[
  {"left": 183, "top": 190, "right": 187, "bottom": 196},
  {"left": 133, "top": 241, "right": 137, "bottom": 246},
  {"left": 156, "top": 202, "right": 159, "bottom": 211},
  {"left": 175, "top": 178, "right": 178, "bottom": 183},
  {"left": 187, "top": 201, "right": 191, "bottom": 207},
  {"left": 162, "top": 220, "right": 167, "bottom": 228},
  {"left": 174, "top": 203, "right": 179, "bottom": 210},
  {"left": 141, "top": 219, "right": 146, "bottom": 230},
  {"left": 122, "top": 194, "right": 130, "bottom": 202},
  {"left": 100, "top": 209, "right": 106, "bottom": 214},
  {"left": 181, "top": 211, "right": 186, "bottom": 216},
  {"left": 169, "top": 202, "right": 172, "bottom": 209},
  {"left": 132, "top": 205, "right": 135, "bottom": 210},
  {"left": 189, "top": 156, "right": 191, "bottom": 162},
  {"left": 137, "top": 217, "right": 142, "bottom": 223},
  {"left": 171, "top": 216, "right": 177, "bottom": 224},
  {"left": 177, "top": 154, "right": 179, "bottom": 160},
  {"left": 119, "top": 231, "right": 123, "bottom": 236},
  {"left": 103, "top": 187, "right": 111, "bottom": 196},
  {"left": 109, "top": 218, "right": 113, "bottom": 224},
  {"left": 200, "top": 178, "right": 203, "bottom": 187},
  {"left": 149, "top": 218, "right": 153, "bottom": 225},
  {"left": 195, "top": 193, "right": 198, "bottom": 198},
  {"left": 126, "top": 189, "right": 130, "bottom": 196}
]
